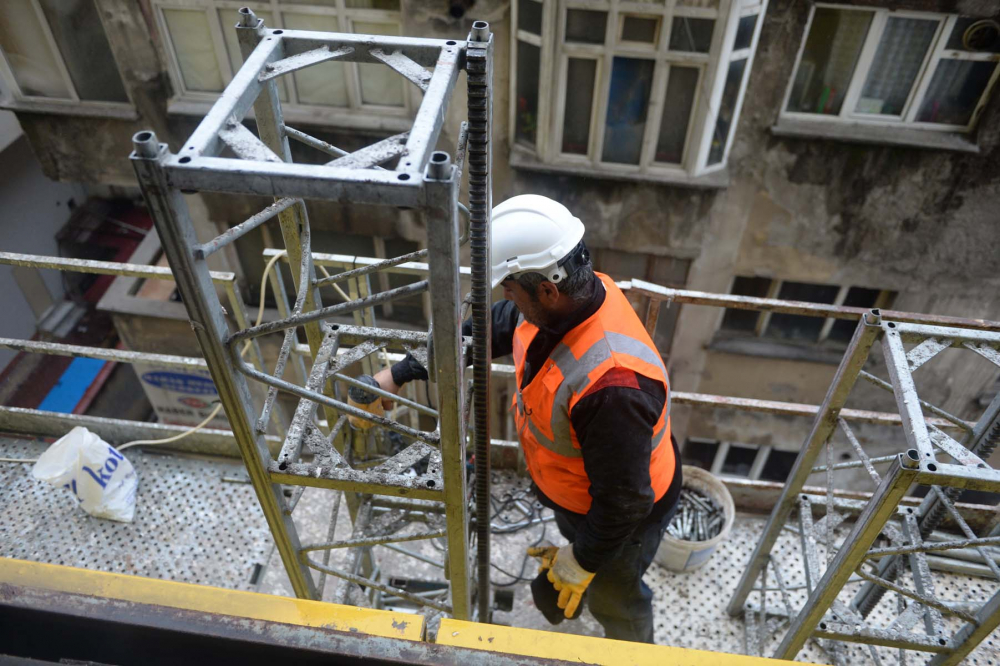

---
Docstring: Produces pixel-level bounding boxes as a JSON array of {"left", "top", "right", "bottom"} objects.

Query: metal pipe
[
  {"left": 229, "top": 280, "right": 429, "bottom": 344},
  {"left": 0, "top": 251, "right": 234, "bottom": 284},
  {"left": 301, "top": 528, "right": 447, "bottom": 553},
  {"left": 380, "top": 543, "right": 445, "bottom": 569},
  {"left": 197, "top": 197, "right": 298, "bottom": 258},
  {"left": 628, "top": 279, "right": 1000, "bottom": 332}
]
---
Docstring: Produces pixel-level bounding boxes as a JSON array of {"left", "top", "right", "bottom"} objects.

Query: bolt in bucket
[{"left": 654, "top": 465, "right": 735, "bottom": 573}]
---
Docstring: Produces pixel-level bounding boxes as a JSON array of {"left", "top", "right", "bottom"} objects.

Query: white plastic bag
[{"left": 32, "top": 427, "right": 138, "bottom": 523}]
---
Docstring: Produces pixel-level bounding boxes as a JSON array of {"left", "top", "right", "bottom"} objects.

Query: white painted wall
[{"left": 0, "top": 135, "right": 86, "bottom": 372}]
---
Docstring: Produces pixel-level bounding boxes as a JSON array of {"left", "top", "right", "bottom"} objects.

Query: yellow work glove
[
  {"left": 547, "top": 544, "right": 596, "bottom": 618},
  {"left": 526, "top": 544, "right": 559, "bottom": 573},
  {"left": 346, "top": 375, "right": 385, "bottom": 431}
]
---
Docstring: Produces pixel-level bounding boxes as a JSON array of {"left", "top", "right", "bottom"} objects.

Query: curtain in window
[{"left": 857, "top": 17, "right": 937, "bottom": 115}]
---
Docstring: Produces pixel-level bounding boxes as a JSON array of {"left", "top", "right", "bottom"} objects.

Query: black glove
[{"left": 389, "top": 351, "right": 429, "bottom": 386}]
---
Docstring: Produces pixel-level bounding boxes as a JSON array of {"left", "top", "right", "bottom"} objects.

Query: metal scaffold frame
[
  {"left": 727, "top": 312, "right": 1000, "bottom": 665},
  {"left": 128, "top": 11, "right": 495, "bottom": 621}
]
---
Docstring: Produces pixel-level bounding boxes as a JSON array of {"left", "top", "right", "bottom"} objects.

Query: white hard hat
[{"left": 491, "top": 194, "right": 586, "bottom": 288}]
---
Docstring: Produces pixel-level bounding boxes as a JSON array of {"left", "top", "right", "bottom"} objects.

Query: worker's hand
[
  {"left": 347, "top": 374, "right": 387, "bottom": 430},
  {"left": 547, "top": 544, "right": 595, "bottom": 618},
  {"left": 372, "top": 367, "right": 401, "bottom": 410},
  {"left": 526, "top": 544, "right": 559, "bottom": 573}
]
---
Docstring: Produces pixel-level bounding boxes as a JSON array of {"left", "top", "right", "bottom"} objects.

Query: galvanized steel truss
[
  {"left": 128, "top": 11, "right": 495, "bottom": 621},
  {"left": 727, "top": 313, "right": 1000, "bottom": 664}
]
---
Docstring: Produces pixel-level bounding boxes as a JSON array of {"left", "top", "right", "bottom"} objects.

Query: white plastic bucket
[{"left": 654, "top": 465, "right": 735, "bottom": 573}]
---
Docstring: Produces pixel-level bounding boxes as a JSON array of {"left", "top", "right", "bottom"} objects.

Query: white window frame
[
  {"left": 152, "top": 0, "right": 415, "bottom": 132},
  {"left": 510, "top": 0, "right": 768, "bottom": 184},
  {"left": 0, "top": 0, "right": 136, "bottom": 119},
  {"left": 717, "top": 276, "right": 894, "bottom": 344},
  {"left": 780, "top": 4, "right": 1000, "bottom": 134}
]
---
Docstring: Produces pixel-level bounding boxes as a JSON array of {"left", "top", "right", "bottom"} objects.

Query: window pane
[
  {"left": 515, "top": 40, "right": 540, "bottom": 145},
  {"left": 683, "top": 439, "right": 718, "bottom": 471},
  {"left": 946, "top": 17, "right": 1000, "bottom": 53},
  {"left": 518, "top": 0, "right": 542, "bottom": 34},
  {"left": 621, "top": 16, "right": 659, "bottom": 45},
  {"left": 917, "top": 59, "right": 997, "bottom": 126},
  {"left": 163, "top": 9, "right": 225, "bottom": 93},
  {"left": 734, "top": 14, "right": 757, "bottom": 50},
  {"left": 38, "top": 0, "right": 127, "bottom": 102},
  {"left": 566, "top": 9, "right": 607, "bottom": 44},
  {"left": 760, "top": 449, "right": 797, "bottom": 483},
  {"left": 766, "top": 281, "right": 840, "bottom": 342},
  {"left": 856, "top": 17, "right": 938, "bottom": 116},
  {"left": 787, "top": 8, "right": 872, "bottom": 115},
  {"left": 0, "top": 0, "right": 71, "bottom": 98},
  {"left": 669, "top": 18, "right": 714, "bottom": 53},
  {"left": 282, "top": 13, "right": 348, "bottom": 106},
  {"left": 562, "top": 58, "right": 596, "bottom": 155},
  {"left": 722, "top": 445, "right": 756, "bottom": 477},
  {"left": 355, "top": 21, "right": 404, "bottom": 106},
  {"left": 219, "top": 9, "right": 287, "bottom": 102},
  {"left": 720, "top": 276, "right": 770, "bottom": 332},
  {"left": 828, "top": 287, "right": 881, "bottom": 343},
  {"left": 655, "top": 66, "right": 698, "bottom": 163},
  {"left": 601, "top": 57, "right": 655, "bottom": 164},
  {"left": 707, "top": 57, "right": 746, "bottom": 165}
]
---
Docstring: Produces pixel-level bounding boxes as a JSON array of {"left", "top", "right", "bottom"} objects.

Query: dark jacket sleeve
[
  {"left": 461, "top": 299, "right": 519, "bottom": 359},
  {"left": 569, "top": 372, "right": 666, "bottom": 573},
  {"left": 395, "top": 301, "right": 520, "bottom": 386}
]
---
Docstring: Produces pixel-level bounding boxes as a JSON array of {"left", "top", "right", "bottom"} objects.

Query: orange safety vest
[{"left": 511, "top": 272, "right": 674, "bottom": 515}]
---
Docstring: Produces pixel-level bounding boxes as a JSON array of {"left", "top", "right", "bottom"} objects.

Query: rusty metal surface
[{"left": 0, "top": 438, "right": 271, "bottom": 589}]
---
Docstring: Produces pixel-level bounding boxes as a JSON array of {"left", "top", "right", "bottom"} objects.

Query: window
[
  {"left": 683, "top": 438, "right": 795, "bottom": 482},
  {"left": 511, "top": 0, "right": 766, "bottom": 185},
  {"left": 781, "top": 5, "right": 1000, "bottom": 138},
  {"left": 718, "top": 277, "right": 894, "bottom": 345},
  {"left": 153, "top": 1, "right": 410, "bottom": 130},
  {"left": 0, "top": 0, "right": 133, "bottom": 118}
]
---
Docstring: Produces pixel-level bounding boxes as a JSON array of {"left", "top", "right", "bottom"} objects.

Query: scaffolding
[
  {"left": 727, "top": 313, "right": 1000, "bottom": 664},
  {"left": 128, "top": 11, "right": 494, "bottom": 622},
  {"left": 2, "top": 11, "right": 1000, "bottom": 657}
]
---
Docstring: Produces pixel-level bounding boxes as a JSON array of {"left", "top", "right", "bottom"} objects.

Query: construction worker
[{"left": 369, "top": 194, "right": 681, "bottom": 644}]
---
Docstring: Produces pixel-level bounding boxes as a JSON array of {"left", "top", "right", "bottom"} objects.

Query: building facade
[{"left": 3, "top": 0, "right": 999, "bottom": 488}]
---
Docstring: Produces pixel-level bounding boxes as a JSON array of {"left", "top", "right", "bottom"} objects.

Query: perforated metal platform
[
  {"left": 2, "top": 443, "right": 999, "bottom": 664},
  {"left": 0, "top": 438, "right": 272, "bottom": 590},
  {"left": 483, "top": 472, "right": 1000, "bottom": 665}
]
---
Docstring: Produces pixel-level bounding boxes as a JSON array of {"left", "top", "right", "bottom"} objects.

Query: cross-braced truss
[
  {"left": 130, "top": 9, "right": 495, "bottom": 622},
  {"left": 730, "top": 313, "right": 1000, "bottom": 665}
]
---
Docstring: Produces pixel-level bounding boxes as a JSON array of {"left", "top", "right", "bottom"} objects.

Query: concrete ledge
[
  {"left": 510, "top": 149, "right": 730, "bottom": 189},
  {"left": 772, "top": 118, "right": 980, "bottom": 154}
]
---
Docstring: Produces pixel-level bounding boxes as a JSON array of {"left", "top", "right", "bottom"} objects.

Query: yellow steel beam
[
  {"left": 436, "top": 619, "right": 804, "bottom": 665},
  {"left": 0, "top": 558, "right": 423, "bottom": 641}
]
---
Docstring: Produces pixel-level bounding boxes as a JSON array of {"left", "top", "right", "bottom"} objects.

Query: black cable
[{"left": 490, "top": 519, "right": 548, "bottom": 587}]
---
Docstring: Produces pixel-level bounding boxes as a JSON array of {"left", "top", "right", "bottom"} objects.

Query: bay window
[{"left": 511, "top": 0, "right": 768, "bottom": 186}]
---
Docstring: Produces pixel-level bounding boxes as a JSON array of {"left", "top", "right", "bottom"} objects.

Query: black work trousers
[{"left": 551, "top": 505, "right": 675, "bottom": 644}]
